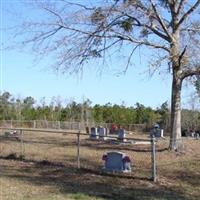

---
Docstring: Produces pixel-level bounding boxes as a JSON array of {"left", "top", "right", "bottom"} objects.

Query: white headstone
[
  {"left": 161, "top": 129, "right": 164, "bottom": 137},
  {"left": 99, "top": 127, "right": 107, "bottom": 140},
  {"left": 190, "top": 131, "right": 195, "bottom": 137},
  {"left": 195, "top": 132, "right": 199, "bottom": 140},
  {"left": 90, "top": 127, "right": 99, "bottom": 139}
]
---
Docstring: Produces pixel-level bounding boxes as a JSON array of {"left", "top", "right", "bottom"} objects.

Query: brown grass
[{"left": 0, "top": 130, "right": 200, "bottom": 200}]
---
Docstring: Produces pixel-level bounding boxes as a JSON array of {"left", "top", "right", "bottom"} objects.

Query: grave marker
[
  {"left": 117, "top": 129, "right": 126, "bottom": 142},
  {"left": 98, "top": 127, "right": 107, "bottom": 140},
  {"left": 102, "top": 151, "right": 131, "bottom": 173},
  {"left": 150, "top": 124, "right": 164, "bottom": 138},
  {"left": 90, "top": 127, "right": 99, "bottom": 139}
]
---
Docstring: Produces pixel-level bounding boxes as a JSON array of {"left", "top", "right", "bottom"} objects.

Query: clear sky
[{"left": 0, "top": 0, "right": 197, "bottom": 109}]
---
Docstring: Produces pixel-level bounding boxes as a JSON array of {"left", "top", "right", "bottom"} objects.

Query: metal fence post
[
  {"left": 77, "top": 131, "right": 80, "bottom": 169},
  {"left": 33, "top": 120, "right": 36, "bottom": 128},
  {"left": 57, "top": 121, "right": 61, "bottom": 129},
  {"left": 20, "top": 129, "right": 24, "bottom": 159},
  {"left": 151, "top": 135, "right": 157, "bottom": 182},
  {"left": 78, "top": 122, "right": 81, "bottom": 131},
  {"left": 46, "top": 121, "right": 48, "bottom": 129}
]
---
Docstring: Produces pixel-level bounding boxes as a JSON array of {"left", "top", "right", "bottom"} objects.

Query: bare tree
[{"left": 5, "top": 0, "right": 200, "bottom": 150}]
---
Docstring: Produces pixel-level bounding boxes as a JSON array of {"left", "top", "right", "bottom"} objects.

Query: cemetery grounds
[{"left": 0, "top": 130, "right": 199, "bottom": 200}]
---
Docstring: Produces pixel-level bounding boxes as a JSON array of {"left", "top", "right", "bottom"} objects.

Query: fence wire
[
  {"left": 0, "top": 128, "right": 156, "bottom": 180},
  {"left": 1, "top": 127, "right": 199, "bottom": 184},
  {"left": 0, "top": 120, "right": 148, "bottom": 132}
]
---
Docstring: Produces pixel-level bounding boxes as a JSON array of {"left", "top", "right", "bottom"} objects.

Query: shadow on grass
[
  {"left": 161, "top": 160, "right": 200, "bottom": 187},
  {"left": 1, "top": 157, "right": 192, "bottom": 200},
  {"left": 176, "top": 171, "right": 200, "bottom": 186},
  {"left": 0, "top": 154, "right": 148, "bottom": 179}
]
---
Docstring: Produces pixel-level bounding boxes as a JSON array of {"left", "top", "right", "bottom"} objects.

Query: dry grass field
[{"left": 0, "top": 130, "right": 200, "bottom": 200}]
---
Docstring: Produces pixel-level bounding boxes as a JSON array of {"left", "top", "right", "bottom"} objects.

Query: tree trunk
[{"left": 170, "top": 72, "right": 183, "bottom": 150}]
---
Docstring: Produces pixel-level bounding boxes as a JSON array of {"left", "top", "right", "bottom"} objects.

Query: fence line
[
  {"left": 0, "top": 120, "right": 148, "bottom": 132},
  {"left": 0, "top": 127, "right": 156, "bottom": 182},
  {"left": 0, "top": 127, "right": 152, "bottom": 142}
]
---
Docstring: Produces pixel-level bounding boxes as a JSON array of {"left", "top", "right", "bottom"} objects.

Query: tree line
[{"left": 1, "top": 91, "right": 199, "bottom": 131}]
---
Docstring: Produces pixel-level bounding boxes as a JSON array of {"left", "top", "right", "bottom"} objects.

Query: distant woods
[{"left": 0, "top": 91, "right": 199, "bottom": 130}]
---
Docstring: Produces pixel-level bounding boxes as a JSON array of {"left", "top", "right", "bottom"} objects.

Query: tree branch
[
  {"left": 145, "top": 24, "right": 171, "bottom": 42},
  {"left": 25, "top": 26, "right": 63, "bottom": 44},
  {"left": 182, "top": 66, "right": 200, "bottom": 80},
  {"left": 176, "top": 0, "right": 200, "bottom": 29},
  {"left": 93, "top": 39, "right": 122, "bottom": 55},
  {"left": 123, "top": 44, "right": 141, "bottom": 74},
  {"left": 60, "top": 0, "right": 94, "bottom": 10},
  {"left": 42, "top": 6, "right": 64, "bottom": 24},
  {"left": 176, "top": 0, "right": 187, "bottom": 15},
  {"left": 178, "top": 45, "right": 187, "bottom": 66},
  {"left": 124, "top": 13, "right": 171, "bottom": 42},
  {"left": 150, "top": 0, "right": 173, "bottom": 41},
  {"left": 109, "top": 29, "right": 170, "bottom": 52}
]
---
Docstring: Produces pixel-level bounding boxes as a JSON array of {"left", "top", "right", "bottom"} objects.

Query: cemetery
[
  {"left": 0, "top": 123, "right": 200, "bottom": 200},
  {"left": 1, "top": 0, "right": 200, "bottom": 198}
]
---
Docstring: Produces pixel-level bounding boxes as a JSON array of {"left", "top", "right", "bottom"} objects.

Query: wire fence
[
  {"left": 2, "top": 126, "right": 199, "bottom": 183},
  {"left": 0, "top": 120, "right": 148, "bottom": 132},
  {"left": 0, "top": 127, "right": 157, "bottom": 181}
]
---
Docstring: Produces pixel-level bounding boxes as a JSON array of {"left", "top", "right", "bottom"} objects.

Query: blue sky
[
  {"left": 1, "top": 49, "right": 172, "bottom": 107},
  {"left": 0, "top": 0, "right": 197, "bottom": 109}
]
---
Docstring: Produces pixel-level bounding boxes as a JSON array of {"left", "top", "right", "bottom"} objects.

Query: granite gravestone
[
  {"left": 102, "top": 151, "right": 131, "bottom": 173},
  {"left": 90, "top": 127, "right": 99, "bottom": 139},
  {"left": 117, "top": 129, "right": 126, "bottom": 142},
  {"left": 98, "top": 127, "right": 107, "bottom": 140},
  {"left": 150, "top": 124, "right": 163, "bottom": 138}
]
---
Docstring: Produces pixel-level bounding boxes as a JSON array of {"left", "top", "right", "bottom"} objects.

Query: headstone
[
  {"left": 150, "top": 124, "right": 161, "bottom": 138},
  {"left": 190, "top": 130, "right": 195, "bottom": 137},
  {"left": 117, "top": 129, "right": 126, "bottom": 142},
  {"left": 102, "top": 151, "right": 131, "bottom": 173},
  {"left": 98, "top": 127, "right": 107, "bottom": 140},
  {"left": 195, "top": 132, "right": 199, "bottom": 140},
  {"left": 90, "top": 127, "right": 99, "bottom": 139},
  {"left": 106, "top": 128, "right": 109, "bottom": 135},
  {"left": 160, "top": 129, "right": 164, "bottom": 137}
]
